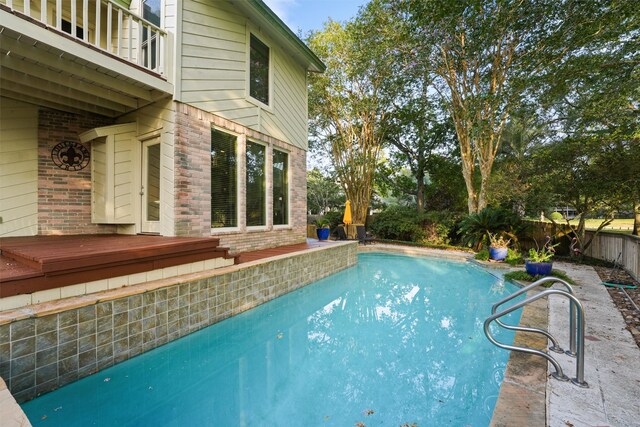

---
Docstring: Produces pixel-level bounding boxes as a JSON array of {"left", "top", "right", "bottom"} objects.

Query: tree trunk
[{"left": 416, "top": 168, "right": 425, "bottom": 213}]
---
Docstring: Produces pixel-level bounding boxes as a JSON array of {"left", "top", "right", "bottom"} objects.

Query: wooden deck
[
  {"left": 0, "top": 236, "right": 342, "bottom": 299},
  {"left": 0, "top": 235, "right": 234, "bottom": 297}
]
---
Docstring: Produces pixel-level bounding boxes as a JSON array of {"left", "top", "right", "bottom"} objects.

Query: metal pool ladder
[{"left": 484, "top": 277, "right": 589, "bottom": 388}]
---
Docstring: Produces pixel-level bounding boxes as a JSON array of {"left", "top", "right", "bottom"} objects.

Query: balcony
[{"left": 0, "top": 0, "right": 173, "bottom": 117}]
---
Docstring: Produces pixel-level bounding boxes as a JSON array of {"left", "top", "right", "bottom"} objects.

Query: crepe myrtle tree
[{"left": 308, "top": 1, "right": 401, "bottom": 224}]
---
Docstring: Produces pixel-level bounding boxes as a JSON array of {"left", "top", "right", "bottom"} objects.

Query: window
[
  {"left": 249, "top": 34, "right": 270, "bottom": 105},
  {"left": 142, "top": 0, "right": 161, "bottom": 69},
  {"left": 273, "top": 150, "right": 288, "bottom": 225},
  {"left": 211, "top": 129, "right": 237, "bottom": 228},
  {"left": 246, "top": 141, "right": 266, "bottom": 226}
]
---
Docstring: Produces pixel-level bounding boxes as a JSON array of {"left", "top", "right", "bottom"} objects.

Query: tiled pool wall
[{"left": 0, "top": 242, "right": 358, "bottom": 404}]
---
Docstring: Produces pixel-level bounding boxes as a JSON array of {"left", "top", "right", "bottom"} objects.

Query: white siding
[
  {"left": 85, "top": 123, "right": 136, "bottom": 224},
  {"left": 118, "top": 99, "right": 176, "bottom": 236},
  {"left": 179, "top": 0, "right": 309, "bottom": 150},
  {"left": 113, "top": 129, "right": 135, "bottom": 221},
  {"left": 91, "top": 140, "right": 108, "bottom": 223},
  {"left": 0, "top": 98, "right": 38, "bottom": 237}
]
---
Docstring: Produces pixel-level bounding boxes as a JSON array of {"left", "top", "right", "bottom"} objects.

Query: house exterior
[{"left": 0, "top": 0, "right": 324, "bottom": 254}]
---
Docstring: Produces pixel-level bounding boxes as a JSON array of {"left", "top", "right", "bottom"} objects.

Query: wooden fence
[
  {"left": 583, "top": 231, "right": 640, "bottom": 280},
  {"left": 525, "top": 221, "right": 639, "bottom": 280}
]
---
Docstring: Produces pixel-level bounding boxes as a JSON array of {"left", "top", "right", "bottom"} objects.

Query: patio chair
[
  {"left": 356, "top": 225, "right": 374, "bottom": 245},
  {"left": 337, "top": 225, "right": 348, "bottom": 240}
]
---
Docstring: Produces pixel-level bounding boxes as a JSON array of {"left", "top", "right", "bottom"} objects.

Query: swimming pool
[{"left": 21, "top": 252, "right": 521, "bottom": 426}]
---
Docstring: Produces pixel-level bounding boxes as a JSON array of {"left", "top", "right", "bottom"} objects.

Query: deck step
[{"left": 0, "top": 235, "right": 236, "bottom": 297}]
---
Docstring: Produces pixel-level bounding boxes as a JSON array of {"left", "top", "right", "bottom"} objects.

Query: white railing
[{"left": 1, "top": 0, "right": 166, "bottom": 75}]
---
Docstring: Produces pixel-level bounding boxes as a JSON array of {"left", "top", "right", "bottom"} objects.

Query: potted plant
[
  {"left": 488, "top": 233, "right": 510, "bottom": 261},
  {"left": 525, "top": 238, "right": 559, "bottom": 276},
  {"left": 315, "top": 218, "right": 331, "bottom": 241}
]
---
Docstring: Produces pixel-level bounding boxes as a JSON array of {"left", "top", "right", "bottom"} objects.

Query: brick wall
[
  {"left": 38, "top": 109, "right": 116, "bottom": 235},
  {"left": 174, "top": 103, "right": 307, "bottom": 253}
]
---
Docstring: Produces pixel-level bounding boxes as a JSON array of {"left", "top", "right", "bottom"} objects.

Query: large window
[
  {"left": 211, "top": 129, "right": 237, "bottom": 228},
  {"left": 246, "top": 141, "right": 266, "bottom": 226},
  {"left": 273, "top": 150, "right": 288, "bottom": 225},
  {"left": 249, "top": 34, "right": 270, "bottom": 105}
]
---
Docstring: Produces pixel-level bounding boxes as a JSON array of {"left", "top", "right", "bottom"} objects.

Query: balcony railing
[{"left": 1, "top": 0, "right": 166, "bottom": 75}]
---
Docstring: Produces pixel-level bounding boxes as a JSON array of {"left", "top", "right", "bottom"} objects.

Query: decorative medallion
[{"left": 51, "top": 141, "right": 90, "bottom": 171}]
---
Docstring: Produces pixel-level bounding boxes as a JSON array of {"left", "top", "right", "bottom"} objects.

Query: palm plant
[{"left": 458, "top": 207, "right": 526, "bottom": 250}]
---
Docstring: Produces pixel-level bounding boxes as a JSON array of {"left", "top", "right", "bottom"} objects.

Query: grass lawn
[{"left": 570, "top": 218, "right": 634, "bottom": 232}]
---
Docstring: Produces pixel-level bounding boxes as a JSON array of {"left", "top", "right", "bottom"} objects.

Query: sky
[{"left": 262, "top": 0, "right": 369, "bottom": 36}]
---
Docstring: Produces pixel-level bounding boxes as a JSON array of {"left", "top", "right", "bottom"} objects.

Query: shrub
[
  {"left": 475, "top": 249, "right": 490, "bottom": 261},
  {"left": 322, "top": 210, "right": 344, "bottom": 231},
  {"left": 458, "top": 207, "right": 527, "bottom": 250},
  {"left": 549, "top": 211, "right": 563, "bottom": 221},
  {"left": 369, "top": 206, "right": 425, "bottom": 241},
  {"left": 504, "top": 269, "right": 574, "bottom": 285},
  {"left": 505, "top": 248, "right": 524, "bottom": 266},
  {"left": 368, "top": 206, "right": 459, "bottom": 244}
]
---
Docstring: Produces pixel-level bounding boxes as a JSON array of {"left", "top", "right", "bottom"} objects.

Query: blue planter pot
[
  {"left": 525, "top": 260, "right": 553, "bottom": 276},
  {"left": 316, "top": 228, "right": 330, "bottom": 241},
  {"left": 489, "top": 247, "right": 508, "bottom": 261}
]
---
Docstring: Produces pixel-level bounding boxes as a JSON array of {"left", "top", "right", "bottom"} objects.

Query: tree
[
  {"left": 532, "top": 0, "right": 640, "bottom": 235},
  {"left": 391, "top": 0, "right": 550, "bottom": 213},
  {"left": 308, "top": 1, "right": 399, "bottom": 223},
  {"left": 528, "top": 137, "right": 627, "bottom": 255},
  {"left": 383, "top": 96, "right": 457, "bottom": 212},
  {"left": 306, "top": 169, "right": 344, "bottom": 215}
]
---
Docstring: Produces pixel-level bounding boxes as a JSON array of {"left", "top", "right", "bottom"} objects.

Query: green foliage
[
  {"left": 475, "top": 249, "right": 490, "bottom": 261},
  {"left": 307, "top": 169, "right": 344, "bottom": 215},
  {"left": 505, "top": 249, "right": 524, "bottom": 266},
  {"left": 527, "top": 241, "right": 559, "bottom": 263},
  {"left": 323, "top": 211, "right": 344, "bottom": 231},
  {"left": 369, "top": 206, "right": 425, "bottom": 242},
  {"left": 315, "top": 218, "right": 330, "bottom": 229},
  {"left": 369, "top": 206, "right": 458, "bottom": 244},
  {"left": 457, "top": 207, "right": 525, "bottom": 250},
  {"left": 504, "top": 270, "right": 574, "bottom": 285},
  {"left": 549, "top": 212, "right": 563, "bottom": 221}
]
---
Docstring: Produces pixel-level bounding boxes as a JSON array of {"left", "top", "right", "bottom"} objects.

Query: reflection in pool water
[{"left": 22, "top": 252, "right": 521, "bottom": 426}]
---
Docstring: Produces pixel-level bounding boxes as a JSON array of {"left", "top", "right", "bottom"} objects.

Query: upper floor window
[
  {"left": 249, "top": 34, "right": 270, "bottom": 105},
  {"left": 211, "top": 129, "right": 238, "bottom": 228},
  {"left": 273, "top": 150, "right": 289, "bottom": 225},
  {"left": 246, "top": 141, "right": 266, "bottom": 227},
  {"left": 142, "top": 0, "right": 161, "bottom": 70}
]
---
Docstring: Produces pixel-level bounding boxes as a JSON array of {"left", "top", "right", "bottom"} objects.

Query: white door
[{"left": 141, "top": 139, "right": 161, "bottom": 234}]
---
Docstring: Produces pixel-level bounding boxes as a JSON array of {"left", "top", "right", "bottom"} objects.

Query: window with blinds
[
  {"left": 211, "top": 129, "right": 237, "bottom": 228},
  {"left": 273, "top": 150, "right": 288, "bottom": 225},
  {"left": 246, "top": 141, "right": 266, "bottom": 227},
  {"left": 249, "top": 34, "right": 270, "bottom": 105}
]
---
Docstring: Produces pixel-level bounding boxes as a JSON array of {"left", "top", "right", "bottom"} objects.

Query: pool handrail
[
  {"left": 484, "top": 287, "right": 588, "bottom": 387},
  {"left": 493, "top": 277, "right": 577, "bottom": 356}
]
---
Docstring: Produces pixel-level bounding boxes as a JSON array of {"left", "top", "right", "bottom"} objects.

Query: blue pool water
[{"left": 22, "top": 253, "right": 522, "bottom": 426}]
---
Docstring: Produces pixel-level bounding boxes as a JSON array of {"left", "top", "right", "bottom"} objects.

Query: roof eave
[{"left": 230, "top": 0, "right": 326, "bottom": 73}]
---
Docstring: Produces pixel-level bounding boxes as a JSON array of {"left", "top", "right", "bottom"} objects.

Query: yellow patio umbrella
[{"left": 343, "top": 200, "right": 353, "bottom": 225}]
